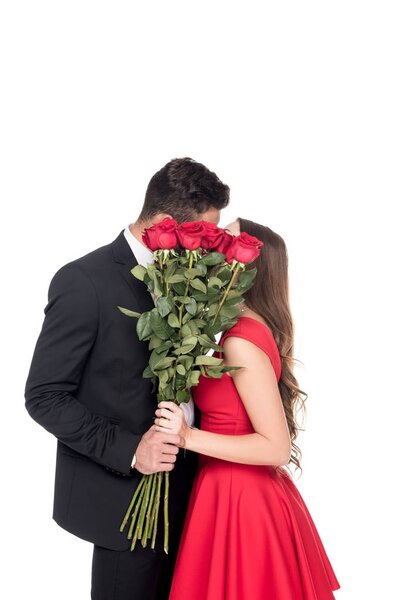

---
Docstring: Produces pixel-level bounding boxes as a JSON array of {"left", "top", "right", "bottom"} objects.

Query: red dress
[{"left": 169, "top": 317, "right": 340, "bottom": 600}]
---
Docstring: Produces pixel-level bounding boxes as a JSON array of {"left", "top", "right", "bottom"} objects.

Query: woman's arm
[{"left": 154, "top": 336, "right": 292, "bottom": 466}]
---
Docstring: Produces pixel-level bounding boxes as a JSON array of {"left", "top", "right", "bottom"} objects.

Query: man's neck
[
  {"left": 129, "top": 214, "right": 173, "bottom": 245},
  {"left": 129, "top": 221, "right": 147, "bottom": 246}
]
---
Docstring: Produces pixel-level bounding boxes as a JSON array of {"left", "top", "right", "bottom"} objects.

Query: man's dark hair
[{"left": 138, "top": 157, "right": 230, "bottom": 223}]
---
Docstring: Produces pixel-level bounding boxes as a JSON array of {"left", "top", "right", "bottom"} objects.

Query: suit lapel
[{"left": 111, "top": 231, "right": 154, "bottom": 313}]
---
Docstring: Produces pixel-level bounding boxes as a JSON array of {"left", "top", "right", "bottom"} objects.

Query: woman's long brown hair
[{"left": 238, "top": 218, "right": 307, "bottom": 472}]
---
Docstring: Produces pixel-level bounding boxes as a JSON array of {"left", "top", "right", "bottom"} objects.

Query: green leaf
[
  {"left": 197, "top": 335, "right": 223, "bottom": 352},
  {"left": 149, "top": 335, "right": 163, "bottom": 350},
  {"left": 162, "top": 384, "right": 175, "bottom": 399},
  {"left": 184, "top": 268, "right": 202, "bottom": 279},
  {"left": 195, "top": 355, "right": 223, "bottom": 366},
  {"left": 236, "top": 267, "right": 257, "bottom": 291},
  {"left": 154, "top": 340, "right": 174, "bottom": 353},
  {"left": 177, "top": 355, "right": 194, "bottom": 369},
  {"left": 176, "top": 364, "right": 186, "bottom": 376},
  {"left": 174, "top": 341, "right": 198, "bottom": 355},
  {"left": 149, "top": 349, "right": 169, "bottom": 370},
  {"left": 159, "top": 369, "right": 170, "bottom": 384},
  {"left": 144, "top": 273, "right": 152, "bottom": 288},
  {"left": 191, "top": 291, "right": 220, "bottom": 302},
  {"left": 146, "top": 267, "right": 163, "bottom": 297},
  {"left": 137, "top": 312, "right": 153, "bottom": 340},
  {"left": 181, "top": 335, "right": 198, "bottom": 347},
  {"left": 157, "top": 296, "right": 174, "bottom": 317},
  {"left": 193, "top": 318, "right": 207, "bottom": 328},
  {"left": 167, "top": 274, "right": 185, "bottom": 284},
  {"left": 205, "top": 367, "right": 225, "bottom": 379},
  {"left": 130, "top": 265, "right": 147, "bottom": 281},
  {"left": 187, "top": 320, "right": 200, "bottom": 335},
  {"left": 153, "top": 357, "right": 176, "bottom": 371},
  {"left": 207, "top": 302, "right": 220, "bottom": 317},
  {"left": 179, "top": 254, "right": 190, "bottom": 265},
  {"left": 188, "top": 370, "right": 201, "bottom": 386},
  {"left": 220, "top": 318, "right": 239, "bottom": 330},
  {"left": 167, "top": 312, "right": 180, "bottom": 328},
  {"left": 195, "top": 262, "right": 207, "bottom": 276},
  {"left": 172, "top": 282, "right": 186, "bottom": 295},
  {"left": 190, "top": 278, "right": 207, "bottom": 293},
  {"left": 164, "top": 260, "right": 179, "bottom": 280},
  {"left": 216, "top": 266, "right": 232, "bottom": 283},
  {"left": 204, "top": 320, "right": 223, "bottom": 337},
  {"left": 117, "top": 306, "right": 141, "bottom": 319},
  {"left": 226, "top": 289, "right": 242, "bottom": 299},
  {"left": 224, "top": 294, "right": 243, "bottom": 306},
  {"left": 182, "top": 311, "right": 192, "bottom": 324},
  {"left": 143, "top": 365, "right": 155, "bottom": 379},
  {"left": 153, "top": 279, "right": 162, "bottom": 299},
  {"left": 208, "top": 277, "right": 223, "bottom": 288},
  {"left": 185, "top": 297, "right": 197, "bottom": 315},
  {"left": 176, "top": 389, "right": 190, "bottom": 403},
  {"left": 220, "top": 304, "right": 242, "bottom": 319},
  {"left": 181, "top": 324, "right": 192, "bottom": 337},
  {"left": 150, "top": 311, "right": 174, "bottom": 340},
  {"left": 198, "top": 252, "right": 225, "bottom": 266}
]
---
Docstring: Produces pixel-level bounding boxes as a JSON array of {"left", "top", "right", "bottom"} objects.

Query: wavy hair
[{"left": 238, "top": 218, "right": 307, "bottom": 473}]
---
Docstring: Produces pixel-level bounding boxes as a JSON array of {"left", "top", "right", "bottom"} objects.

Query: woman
[{"left": 154, "top": 218, "right": 340, "bottom": 599}]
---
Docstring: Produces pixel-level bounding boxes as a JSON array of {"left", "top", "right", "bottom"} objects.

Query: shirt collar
[{"left": 123, "top": 225, "right": 154, "bottom": 267}]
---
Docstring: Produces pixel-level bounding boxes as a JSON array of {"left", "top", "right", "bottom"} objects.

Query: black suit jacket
[{"left": 25, "top": 231, "right": 197, "bottom": 550}]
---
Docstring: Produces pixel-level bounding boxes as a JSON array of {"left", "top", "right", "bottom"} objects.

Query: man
[{"left": 25, "top": 157, "right": 230, "bottom": 600}]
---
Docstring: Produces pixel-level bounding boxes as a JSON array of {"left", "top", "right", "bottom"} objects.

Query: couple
[{"left": 25, "top": 158, "right": 340, "bottom": 599}]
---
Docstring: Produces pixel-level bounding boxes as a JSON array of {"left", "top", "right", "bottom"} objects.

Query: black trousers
[
  {"left": 91, "top": 454, "right": 197, "bottom": 600},
  {"left": 91, "top": 542, "right": 174, "bottom": 600}
]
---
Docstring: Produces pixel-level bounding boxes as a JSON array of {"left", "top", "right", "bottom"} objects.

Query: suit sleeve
[{"left": 25, "top": 262, "right": 141, "bottom": 476}]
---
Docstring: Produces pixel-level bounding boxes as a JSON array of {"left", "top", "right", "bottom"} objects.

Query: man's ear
[{"left": 152, "top": 213, "right": 174, "bottom": 224}]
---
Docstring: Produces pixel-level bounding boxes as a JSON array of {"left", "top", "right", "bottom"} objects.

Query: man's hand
[{"left": 134, "top": 425, "right": 184, "bottom": 475}]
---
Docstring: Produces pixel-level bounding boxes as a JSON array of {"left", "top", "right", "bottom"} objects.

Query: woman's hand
[{"left": 154, "top": 401, "right": 191, "bottom": 445}]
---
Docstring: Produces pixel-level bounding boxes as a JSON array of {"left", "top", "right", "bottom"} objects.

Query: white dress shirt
[{"left": 124, "top": 226, "right": 195, "bottom": 467}]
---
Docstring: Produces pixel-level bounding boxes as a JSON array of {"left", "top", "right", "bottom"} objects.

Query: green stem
[
  {"left": 163, "top": 471, "right": 170, "bottom": 554},
  {"left": 136, "top": 475, "right": 153, "bottom": 542},
  {"left": 142, "top": 471, "right": 158, "bottom": 546},
  {"left": 179, "top": 251, "right": 194, "bottom": 327},
  {"left": 147, "top": 472, "right": 160, "bottom": 543},
  {"left": 158, "top": 251, "right": 165, "bottom": 296},
  {"left": 127, "top": 477, "right": 147, "bottom": 540},
  {"left": 120, "top": 475, "right": 146, "bottom": 532},
  {"left": 151, "top": 472, "right": 162, "bottom": 550},
  {"left": 165, "top": 250, "right": 171, "bottom": 296},
  {"left": 130, "top": 477, "right": 151, "bottom": 550},
  {"left": 212, "top": 262, "right": 242, "bottom": 325}
]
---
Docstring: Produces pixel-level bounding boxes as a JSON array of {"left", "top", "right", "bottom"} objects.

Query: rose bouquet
[{"left": 118, "top": 219, "right": 263, "bottom": 553}]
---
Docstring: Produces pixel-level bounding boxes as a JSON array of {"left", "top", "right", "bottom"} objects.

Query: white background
[{"left": 1, "top": 1, "right": 399, "bottom": 598}]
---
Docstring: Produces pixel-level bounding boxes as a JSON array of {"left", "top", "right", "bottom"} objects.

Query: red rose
[
  {"left": 225, "top": 232, "right": 264, "bottom": 264},
  {"left": 200, "top": 222, "right": 233, "bottom": 254},
  {"left": 213, "top": 230, "right": 234, "bottom": 254},
  {"left": 200, "top": 222, "right": 219, "bottom": 249},
  {"left": 142, "top": 218, "right": 178, "bottom": 251},
  {"left": 177, "top": 221, "right": 206, "bottom": 250}
]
